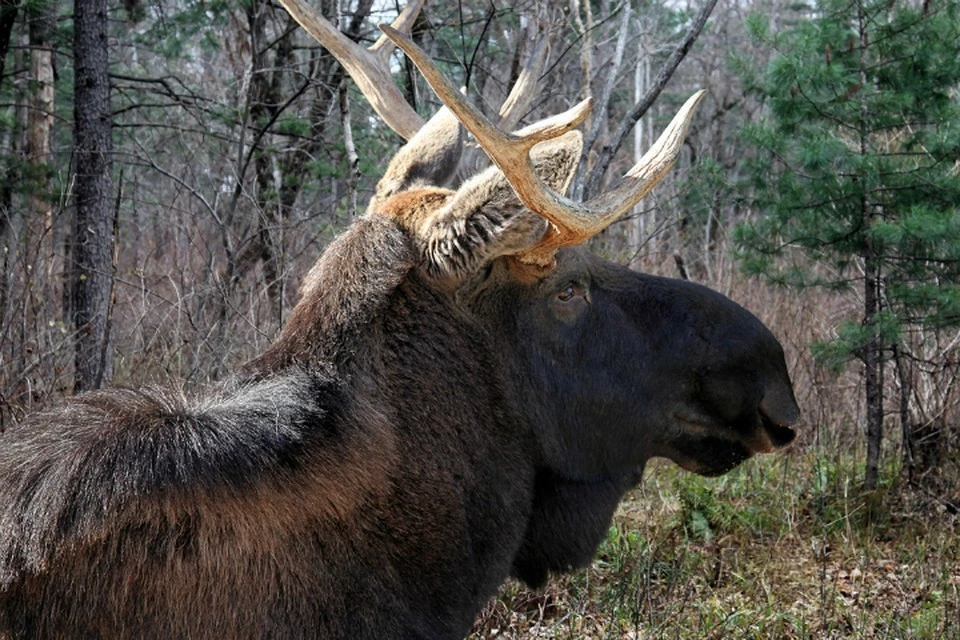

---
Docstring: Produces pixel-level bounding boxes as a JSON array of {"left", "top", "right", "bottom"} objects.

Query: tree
[
  {"left": 72, "top": 0, "right": 115, "bottom": 391},
  {"left": 736, "top": 0, "right": 960, "bottom": 489}
]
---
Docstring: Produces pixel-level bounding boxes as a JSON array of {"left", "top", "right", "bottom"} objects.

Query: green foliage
[
  {"left": 305, "top": 158, "right": 343, "bottom": 179},
  {"left": 475, "top": 454, "right": 960, "bottom": 639},
  {"left": 676, "top": 475, "right": 724, "bottom": 541},
  {"left": 736, "top": 0, "right": 960, "bottom": 366},
  {"left": 674, "top": 464, "right": 787, "bottom": 542},
  {"left": 274, "top": 117, "right": 312, "bottom": 138},
  {"left": 811, "top": 311, "right": 903, "bottom": 372},
  {"left": 677, "top": 157, "right": 728, "bottom": 230},
  {"left": 596, "top": 524, "right": 647, "bottom": 570},
  {"left": 133, "top": 1, "right": 232, "bottom": 60}
]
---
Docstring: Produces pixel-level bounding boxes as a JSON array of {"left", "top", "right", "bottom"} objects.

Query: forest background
[{"left": 0, "top": 0, "right": 957, "bottom": 636}]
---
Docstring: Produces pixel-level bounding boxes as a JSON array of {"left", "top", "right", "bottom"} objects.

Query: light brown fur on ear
[
  {"left": 375, "top": 188, "right": 454, "bottom": 233},
  {"left": 504, "top": 255, "right": 553, "bottom": 283},
  {"left": 411, "top": 131, "right": 583, "bottom": 281}
]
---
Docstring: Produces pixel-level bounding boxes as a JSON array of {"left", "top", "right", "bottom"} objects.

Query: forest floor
[{"left": 470, "top": 452, "right": 960, "bottom": 640}]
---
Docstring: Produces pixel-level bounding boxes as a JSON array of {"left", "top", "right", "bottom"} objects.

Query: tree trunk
[
  {"left": 892, "top": 343, "right": 916, "bottom": 481},
  {"left": 28, "top": 0, "right": 56, "bottom": 282},
  {"left": 573, "top": 4, "right": 630, "bottom": 201},
  {"left": 240, "top": 0, "right": 373, "bottom": 317},
  {"left": 858, "top": 0, "right": 883, "bottom": 490},
  {"left": 338, "top": 79, "right": 359, "bottom": 217},
  {"left": 0, "top": 0, "right": 19, "bottom": 238},
  {"left": 627, "top": 19, "right": 656, "bottom": 265},
  {"left": 0, "top": 0, "right": 17, "bottom": 85},
  {"left": 862, "top": 247, "right": 884, "bottom": 490},
  {"left": 71, "top": 0, "right": 114, "bottom": 391}
]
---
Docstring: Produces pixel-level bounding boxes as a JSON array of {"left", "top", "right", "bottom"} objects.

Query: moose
[{"left": 0, "top": 3, "right": 799, "bottom": 638}]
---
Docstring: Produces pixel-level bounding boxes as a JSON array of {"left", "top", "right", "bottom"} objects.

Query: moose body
[
  {"left": 0, "top": 217, "right": 797, "bottom": 638},
  {"left": 0, "top": 11, "right": 799, "bottom": 639},
  {"left": 0, "top": 217, "right": 539, "bottom": 638}
]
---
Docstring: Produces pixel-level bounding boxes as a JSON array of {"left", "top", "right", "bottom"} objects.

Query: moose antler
[
  {"left": 381, "top": 24, "right": 705, "bottom": 267},
  {"left": 276, "top": 0, "right": 426, "bottom": 140},
  {"left": 277, "top": 0, "right": 550, "bottom": 146}
]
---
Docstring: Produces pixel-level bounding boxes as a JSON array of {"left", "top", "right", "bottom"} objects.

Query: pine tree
[
  {"left": 736, "top": 0, "right": 960, "bottom": 489},
  {"left": 72, "top": 0, "right": 115, "bottom": 391}
]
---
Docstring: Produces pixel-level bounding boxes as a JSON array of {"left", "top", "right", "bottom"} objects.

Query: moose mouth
[
  {"left": 669, "top": 409, "right": 797, "bottom": 477},
  {"left": 757, "top": 412, "right": 797, "bottom": 451}
]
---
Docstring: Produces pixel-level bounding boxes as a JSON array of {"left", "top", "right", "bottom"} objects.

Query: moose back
[{"left": 0, "top": 10, "right": 799, "bottom": 640}]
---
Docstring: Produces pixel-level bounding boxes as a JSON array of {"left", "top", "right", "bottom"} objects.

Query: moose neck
[{"left": 247, "top": 215, "right": 417, "bottom": 376}]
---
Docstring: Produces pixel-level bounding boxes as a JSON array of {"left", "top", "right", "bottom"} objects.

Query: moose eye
[
  {"left": 557, "top": 284, "right": 577, "bottom": 302},
  {"left": 551, "top": 281, "right": 590, "bottom": 324}
]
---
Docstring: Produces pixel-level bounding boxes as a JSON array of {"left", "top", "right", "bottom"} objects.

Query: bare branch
[
  {"left": 497, "top": 36, "right": 550, "bottom": 131},
  {"left": 573, "top": 3, "right": 632, "bottom": 200},
  {"left": 583, "top": 0, "right": 719, "bottom": 199}
]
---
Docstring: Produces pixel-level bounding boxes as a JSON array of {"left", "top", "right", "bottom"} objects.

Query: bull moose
[{"left": 0, "top": 2, "right": 799, "bottom": 638}]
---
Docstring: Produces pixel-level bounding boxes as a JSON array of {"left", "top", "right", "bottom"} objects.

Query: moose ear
[
  {"left": 417, "top": 130, "right": 583, "bottom": 281},
  {"left": 368, "top": 107, "right": 464, "bottom": 211}
]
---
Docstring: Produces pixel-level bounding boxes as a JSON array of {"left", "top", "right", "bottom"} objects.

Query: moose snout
[
  {"left": 759, "top": 378, "right": 800, "bottom": 429},
  {"left": 755, "top": 382, "right": 800, "bottom": 452},
  {"left": 678, "top": 365, "right": 799, "bottom": 457}
]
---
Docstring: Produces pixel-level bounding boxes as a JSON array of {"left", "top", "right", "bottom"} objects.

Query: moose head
[{"left": 0, "top": 3, "right": 799, "bottom": 638}]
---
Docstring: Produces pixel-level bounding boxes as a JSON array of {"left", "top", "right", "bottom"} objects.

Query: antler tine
[
  {"left": 277, "top": 0, "right": 425, "bottom": 140},
  {"left": 381, "top": 25, "right": 590, "bottom": 147},
  {"left": 516, "top": 90, "right": 706, "bottom": 264},
  {"left": 370, "top": 0, "right": 425, "bottom": 61},
  {"left": 382, "top": 24, "right": 704, "bottom": 268},
  {"left": 584, "top": 90, "right": 706, "bottom": 226}
]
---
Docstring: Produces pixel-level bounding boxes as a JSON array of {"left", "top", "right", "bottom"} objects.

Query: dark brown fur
[{"left": 0, "top": 122, "right": 798, "bottom": 639}]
